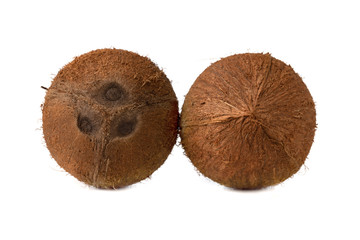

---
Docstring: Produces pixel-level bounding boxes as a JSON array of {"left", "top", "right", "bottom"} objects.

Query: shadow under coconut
[
  {"left": 224, "top": 185, "right": 274, "bottom": 193},
  {"left": 88, "top": 176, "right": 155, "bottom": 191},
  {"left": 89, "top": 184, "right": 134, "bottom": 192}
]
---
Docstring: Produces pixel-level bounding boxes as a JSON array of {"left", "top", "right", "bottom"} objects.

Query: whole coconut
[
  {"left": 42, "top": 49, "right": 178, "bottom": 189},
  {"left": 180, "top": 53, "right": 316, "bottom": 189}
]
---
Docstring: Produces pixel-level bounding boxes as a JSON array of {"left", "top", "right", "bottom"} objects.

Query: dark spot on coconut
[
  {"left": 77, "top": 116, "right": 93, "bottom": 134},
  {"left": 104, "top": 83, "right": 123, "bottom": 101},
  {"left": 117, "top": 119, "right": 137, "bottom": 137},
  {"left": 108, "top": 113, "right": 139, "bottom": 139},
  {"left": 94, "top": 82, "right": 127, "bottom": 106}
]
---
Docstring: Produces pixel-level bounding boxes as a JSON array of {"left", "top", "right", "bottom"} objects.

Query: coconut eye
[
  {"left": 104, "top": 83, "right": 123, "bottom": 101},
  {"left": 77, "top": 116, "right": 93, "bottom": 134},
  {"left": 77, "top": 112, "right": 101, "bottom": 135},
  {"left": 117, "top": 118, "right": 137, "bottom": 137},
  {"left": 110, "top": 116, "right": 138, "bottom": 138},
  {"left": 94, "top": 82, "right": 127, "bottom": 106}
]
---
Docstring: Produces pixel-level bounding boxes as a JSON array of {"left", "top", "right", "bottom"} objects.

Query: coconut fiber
[
  {"left": 180, "top": 53, "right": 316, "bottom": 189},
  {"left": 42, "top": 49, "right": 178, "bottom": 189}
]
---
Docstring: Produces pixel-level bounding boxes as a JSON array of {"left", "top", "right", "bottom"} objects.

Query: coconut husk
[
  {"left": 42, "top": 49, "right": 178, "bottom": 189},
  {"left": 180, "top": 53, "right": 316, "bottom": 189}
]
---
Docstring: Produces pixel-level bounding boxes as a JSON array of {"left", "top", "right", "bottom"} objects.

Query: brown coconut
[
  {"left": 180, "top": 53, "right": 316, "bottom": 189},
  {"left": 42, "top": 49, "right": 178, "bottom": 189}
]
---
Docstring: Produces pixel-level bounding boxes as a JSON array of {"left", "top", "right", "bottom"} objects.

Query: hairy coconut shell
[
  {"left": 42, "top": 49, "right": 178, "bottom": 189},
  {"left": 180, "top": 53, "right": 316, "bottom": 189}
]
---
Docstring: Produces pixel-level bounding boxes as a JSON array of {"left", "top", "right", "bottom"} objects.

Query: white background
[{"left": 0, "top": 0, "right": 359, "bottom": 239}]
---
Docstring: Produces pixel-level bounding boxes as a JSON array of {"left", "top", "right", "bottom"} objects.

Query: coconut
[
  {"left": 180, "top": 53, "right": 316, "bottom": 189},
  {"left": 42, "top": 49, "right": 178, "bottom": 189}
]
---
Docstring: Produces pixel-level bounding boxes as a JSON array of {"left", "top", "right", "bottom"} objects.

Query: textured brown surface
[
  {"left": 42, "top": 49, "right": 178, "bottom": 189},
  {"left": 180, "top": 53, "right": 316, "bottom": 189}
]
